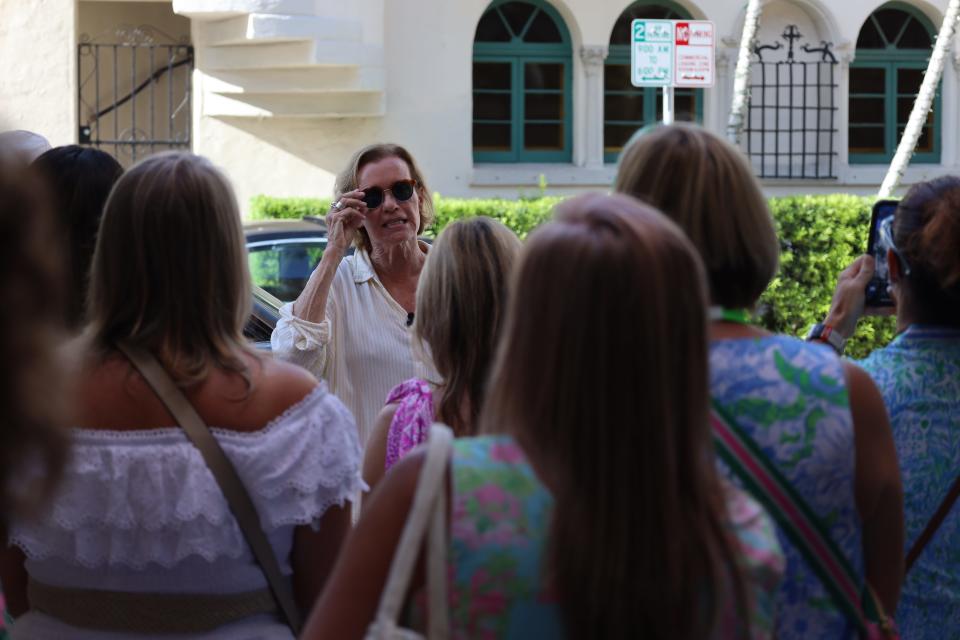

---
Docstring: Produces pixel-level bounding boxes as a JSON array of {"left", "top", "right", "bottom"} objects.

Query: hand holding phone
[{"left": 865, "top": 199, "right": 899, "bottom": 308}]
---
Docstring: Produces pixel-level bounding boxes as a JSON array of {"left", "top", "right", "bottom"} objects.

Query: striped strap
[{"left": 710, "top": 403, "right": 870, "bottom": 634}]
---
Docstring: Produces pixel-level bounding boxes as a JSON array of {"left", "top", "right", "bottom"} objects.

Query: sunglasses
[{"left": 361, "top": 180, "right": 417, "bottom": 209}]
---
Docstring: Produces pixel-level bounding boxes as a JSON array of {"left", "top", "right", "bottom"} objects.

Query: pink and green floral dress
[{"left": 441, "top": 435, "right": 784, "bottom": 639}]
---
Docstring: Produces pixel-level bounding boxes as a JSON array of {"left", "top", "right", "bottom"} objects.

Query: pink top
[{"left": 383, "top": 378, "right": 435, "bottom": 470}]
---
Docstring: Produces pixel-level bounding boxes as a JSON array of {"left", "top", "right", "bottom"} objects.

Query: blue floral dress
[
  {"left": 859, "top": 325, "right": 960, "bottom": 640},
  {"left": 436, "top": 435, "right": 784, "bottom": 639},
  {"left": 710, "top": 336, "right": 863, "bottom": 639}
]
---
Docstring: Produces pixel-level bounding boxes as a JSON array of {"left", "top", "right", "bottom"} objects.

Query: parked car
[
  {"left": 245, "top": 284, "right": 281, "bottom": 350},
  {"left": 245, "top": 216, "right": 431, "bottom": 304},
  {"left": 243, "top": 217, "right": 431, "bottom": 350},
  {"left": 244, "top": 217, "right": 329, "bottom": 302}
]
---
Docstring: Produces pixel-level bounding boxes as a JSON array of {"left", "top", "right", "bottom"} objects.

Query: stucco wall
[
  {"left": 3, "top": 0, "right": 957, "bottom": 212},
  {"left": 78, "top": 2, "right": 192, "bottom": 167},
  {"left": 0, "top": 0, "right": 77, "bottom": 146}
]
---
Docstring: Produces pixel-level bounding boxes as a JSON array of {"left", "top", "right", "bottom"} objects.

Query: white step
[
  {"left": 203, "top": 40, "right": 380, "bottom": 70},
  {"left": 201, "top": 14, "right": 361, "bottom": 46},
  {"left": 173, "top": 0, "right": 314, "bottom": 20},
  {"left": 204, "top": 66, "right": 384, "bottom": 93},
  {"left": 205, "top": 90, "right": 385, "bottom": 118}
]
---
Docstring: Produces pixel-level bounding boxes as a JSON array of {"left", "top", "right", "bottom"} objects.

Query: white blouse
[
  {"left": 8, "top": 383, "right": 364, "bottom": 640},
  {"left": 270, "top": 247, "right": 438, "bottom": 448}
]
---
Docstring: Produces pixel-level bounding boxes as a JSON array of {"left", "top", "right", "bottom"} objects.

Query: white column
[
  {"left": 580, "top": 45, "right": 608, "bottom": 168},
  {"left": 837, "top": 49, "right": 854, "bottom": 183}
]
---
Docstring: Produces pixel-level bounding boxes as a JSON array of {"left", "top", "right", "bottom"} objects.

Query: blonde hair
[
  {"left": 415, "top": 217, "right": 520, "bottom": 435},
  {"left": 86, "top": 152, "right": 255, "bottom": 387},
  {"left": 334, "top": 143, "right": 434, "bottom": 254},
  {"left": 615, "top": 123, "right": 779, "bottom": 308},
  {"left": 480, "top": 193, "right": 749, "bottom": 639}
]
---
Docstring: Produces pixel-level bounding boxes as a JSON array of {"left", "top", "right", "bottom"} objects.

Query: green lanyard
[{"left": 708, "top": 306, "right": 751, "bottom": 325}]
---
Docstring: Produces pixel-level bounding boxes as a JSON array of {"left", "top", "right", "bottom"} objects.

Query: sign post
[
  {"left": 630, "top": 19, "right": 714, "bottom": 125},
  {"left": 663, "top": 87, "right": 675, "bottom": 124}
]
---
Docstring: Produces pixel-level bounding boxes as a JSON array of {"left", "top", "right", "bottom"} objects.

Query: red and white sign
[{"left": 674, "top": 21, "right": 714, "bottom": 87}]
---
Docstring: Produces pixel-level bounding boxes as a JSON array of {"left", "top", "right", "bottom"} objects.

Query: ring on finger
[{"left": 332, "top": 200, "right": 344, "bottom": 211}]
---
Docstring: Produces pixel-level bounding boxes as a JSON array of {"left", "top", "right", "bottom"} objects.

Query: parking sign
[
  {"left": 631, "top": 19, "right": 673, "bottom": 87},
  {"left": 674, "top": 21, "right": 715, "bottom": 87}
]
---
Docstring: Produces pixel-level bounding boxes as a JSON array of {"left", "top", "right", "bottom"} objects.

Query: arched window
[
  {"left": 849, "top": 3, "right": 940, "bottom": 164},
  {"left": 605, "top": 1, "right": 702, "bottom": 163},
  {"left": 473, "top": 0, "right": 573, "bottom": 162}
]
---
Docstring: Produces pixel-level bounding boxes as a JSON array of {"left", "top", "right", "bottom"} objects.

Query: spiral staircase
[{"left": 173, "top": 0, "right": 385, "bottom": 119}]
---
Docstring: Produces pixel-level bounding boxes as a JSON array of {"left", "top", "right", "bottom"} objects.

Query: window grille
[
  {"left": 77, "top": 25, "right": 193, "bottom": 165},
  {"left": 743, "top": 25, "right": 838, "bottom": 179}
]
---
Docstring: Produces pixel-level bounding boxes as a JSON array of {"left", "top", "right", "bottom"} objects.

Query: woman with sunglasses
[
  {"left": 821, "top": 176, "right": 960, "bottom": 640},
  {"left": 272, "top": 144, "right": 439, "bottom": 458}
]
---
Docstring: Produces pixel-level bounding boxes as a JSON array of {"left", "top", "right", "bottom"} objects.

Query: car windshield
[{"left": 248, "top": 239, "right": 325, "bottom": 302}]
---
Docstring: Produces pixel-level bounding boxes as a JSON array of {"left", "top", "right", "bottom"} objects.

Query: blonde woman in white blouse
[
  {"left": 1, "top": 152, "right": 363, "bottom": 638},
  {"left": 271, "top": 143, "right": 439, "bottom": 448}
]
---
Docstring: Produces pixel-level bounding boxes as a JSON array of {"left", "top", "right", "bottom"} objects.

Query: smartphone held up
[{"left": 865, "top": 199, "right": 899, "bottom": 308}]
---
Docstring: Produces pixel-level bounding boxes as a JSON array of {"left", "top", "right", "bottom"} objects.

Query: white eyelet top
[{"left": 8, "top": 382, "right": 364, "bottom": 640}]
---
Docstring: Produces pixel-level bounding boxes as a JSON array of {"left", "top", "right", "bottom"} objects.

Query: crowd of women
[{"left": 0, "top": 121, "right": 956, "bottom": 639}]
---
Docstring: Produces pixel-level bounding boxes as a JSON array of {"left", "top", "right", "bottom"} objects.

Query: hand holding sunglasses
[{"left": 327, "top": 189, "right": 369, "bottom": 253}]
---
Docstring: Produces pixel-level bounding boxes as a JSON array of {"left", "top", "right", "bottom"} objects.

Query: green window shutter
[
  {"left": 473, "top": 0, "right": 573, "bottom": 163},
  {"left": 849, "top": 3, "right": 941, "bottom": 165}
]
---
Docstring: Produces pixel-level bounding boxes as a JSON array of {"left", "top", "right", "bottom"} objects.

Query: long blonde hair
[
  {"left": 415, "top": 217, "right": 520, "bottom": 435},
  {"left": 86, "top": 152, "right": 255, "bottom": 386},
  {"left": 480, "top": 193, "right": 749, "bottom": 639}
]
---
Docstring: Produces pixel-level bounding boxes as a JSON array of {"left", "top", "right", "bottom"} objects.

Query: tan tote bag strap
[
  {"left": 426, "top": 435, "right": 450, "bottom": 639},
  {"left": 116, "top": 343, "right": 302, "bottom": 634},
  {"left": 368, "top": 424, "right": 452, "bottom": 639}
]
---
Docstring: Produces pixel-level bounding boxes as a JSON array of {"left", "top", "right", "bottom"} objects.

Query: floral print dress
[
  {"left": 859, "top": 325, "right": 960, "bottom": 640},
  {"left": 442, "top": 435, "right": 784, "bottom": 639},
  {"left": 710, "top": 336, "right": 863, "bottom": 639}
]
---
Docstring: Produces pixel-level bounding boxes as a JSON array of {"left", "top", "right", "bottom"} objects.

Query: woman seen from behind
[
  {"left": 363, "top": 216, "right": 521, "bottom": 490},
  {"left": 0, "top": 152, "right": 363, "bottom": 639},
  {"left": 616, "top": 123, "right": 904, "bottom": 639},
  {"left": 304, "top": 193, "right": 784, "bottom": 639}
]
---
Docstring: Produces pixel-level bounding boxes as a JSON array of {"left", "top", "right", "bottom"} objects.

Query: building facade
[{"left": 2, "top": 0, "right": 958, "bottom": 212}]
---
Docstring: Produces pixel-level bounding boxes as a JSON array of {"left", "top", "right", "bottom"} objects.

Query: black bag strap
[{"left": 117, "top": 342, "right": 302, "bottom": 633}]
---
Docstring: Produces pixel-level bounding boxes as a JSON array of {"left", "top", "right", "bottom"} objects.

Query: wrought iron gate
[
  {"left": 744, "top": 25, "right": 838, "bottom": 179},
  {"left": 77, "top": 25, "right": 193, "bottom": 165}
]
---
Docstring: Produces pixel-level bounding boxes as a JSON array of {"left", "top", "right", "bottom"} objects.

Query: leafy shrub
[
  {"left": 250, "top": 192, "right": 897, "bottom": 358},
  {"left": 250, "top": 195, "right": 330, "bottom": 220},
  {"left": 758, "top": 195, "right": 896, "bottom": 360},
  {"left": 427, "top": 194, "right": 562, "bottom": 239}
]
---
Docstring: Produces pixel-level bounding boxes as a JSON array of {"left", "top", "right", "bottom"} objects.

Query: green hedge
[
  {"left": 250, "top": 193, "right": 896, "bottom": 359},
  {"left": 249, "top": 193, "right": 558, "bottom": 239},
  {"left": 250, "top": 195, "right": 331, "bottom": 220},
  {"left": 758, "top": 195, "right": 896, "bottom": 360}
]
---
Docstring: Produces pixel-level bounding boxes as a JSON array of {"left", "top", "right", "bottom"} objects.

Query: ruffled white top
[{"left": 8, "top": 383, "right": 364, "bottom": 640}]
